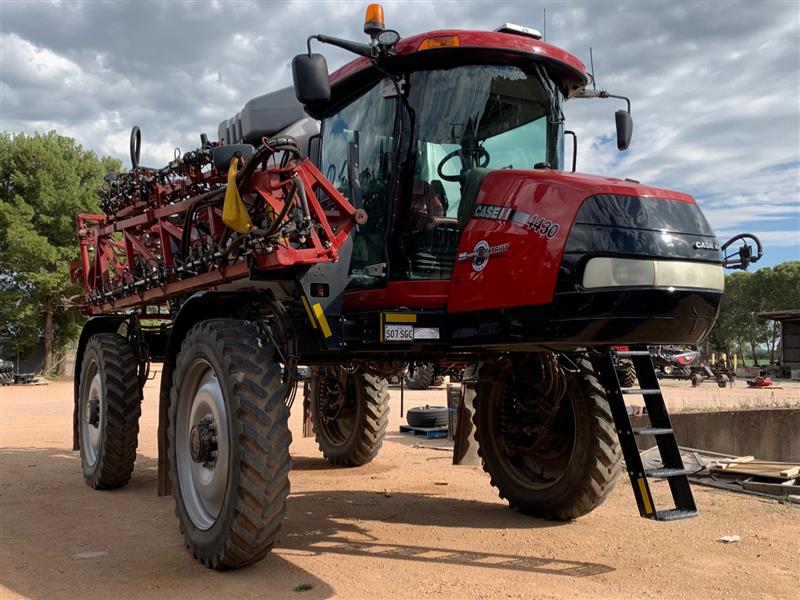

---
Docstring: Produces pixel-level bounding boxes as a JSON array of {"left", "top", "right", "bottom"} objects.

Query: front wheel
[
  {"left": 168, "top": 319, "right": 291, "bottom": 569},
  {"left": 474, "top": 353, "right": 622, "bottom": 520},
  {"left": 308, "top": 366, "right": 389, "bottom": 466}
]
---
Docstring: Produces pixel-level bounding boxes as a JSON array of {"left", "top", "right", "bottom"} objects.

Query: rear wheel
[
  {"left": 168, "top": 319, "right": 291, "bottom": 569},
  {"left": 404, "top": 363, "right": 436, "bottom": 390},
  {"left": 474, "top": 353, "right": 622, "bottom": 520},
  {"left": 78, "top": 333, "right": 141, "bottom": 489},
  {"left": 308, "top": 366, "right": 389, "bottom": 466}
]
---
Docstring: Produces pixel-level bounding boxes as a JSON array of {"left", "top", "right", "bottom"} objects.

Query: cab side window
[{"left": 320, "top": 81, "right": 397, "bottom": 288}]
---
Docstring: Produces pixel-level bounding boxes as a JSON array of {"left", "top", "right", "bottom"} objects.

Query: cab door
[{"left": 319, "top": 79, "right": 398, "bottom": 290}]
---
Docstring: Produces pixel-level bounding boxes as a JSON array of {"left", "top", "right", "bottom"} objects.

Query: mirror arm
[
  {"left": 575, "top": 89, "right": 631, "bottom": 114},
  {"left": 309, "top": 34, "right": 374, "bottom": 58},
  {"left": 604, "top": 93, "right": 631, "bottom": 114}
]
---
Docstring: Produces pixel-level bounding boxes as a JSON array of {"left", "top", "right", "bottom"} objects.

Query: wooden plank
[
  {"left": 714, "top": 456, "right": 754, "bottom": 469},
  {"left": 741, "top": 481, "right": 800, "bottom": 495},
  {"left": 709, "top": 462, "right": 800, "bottom": 480}
]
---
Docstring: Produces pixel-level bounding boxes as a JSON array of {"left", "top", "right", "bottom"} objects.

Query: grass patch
[{"left": 294, "top": 583, "right": 314, "bottom": 593}]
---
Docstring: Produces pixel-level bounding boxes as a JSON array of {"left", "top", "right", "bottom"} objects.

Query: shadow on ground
[{"left": 283, "top": 489, "right": 612, "bottom": 577}]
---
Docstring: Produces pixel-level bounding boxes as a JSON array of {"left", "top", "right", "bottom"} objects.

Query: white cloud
[{"left": 1, "top": 0, "right": 798, "bottom": 256}]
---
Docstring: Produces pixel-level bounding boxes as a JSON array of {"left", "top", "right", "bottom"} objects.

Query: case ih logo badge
[
  {"left": 458, "top": 240, "right": 509, "bottom": 272},
  {"left": 473, "top": 204, "right": 514, "bottom": 221},
  {"left": 694, "top": 241, "right": 720, "bottom": 251}
]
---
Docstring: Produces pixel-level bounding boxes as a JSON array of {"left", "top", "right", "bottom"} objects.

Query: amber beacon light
[{"left": 364, "top": 4, "right": 385, "bottom": 35}]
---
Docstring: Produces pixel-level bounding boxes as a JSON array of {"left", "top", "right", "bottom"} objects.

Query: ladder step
[
  {"left": 651, "top": 509, "right": 698, "bottom": 521},
  {"left": 633, "top": 427, "right": 673, "bottom": 436},
  {"left": 613, "top": 350, "right": 651, "bottom": 356},
  {"left": 621, "top": 389, "right": 662, "bottom": 395},
  {"left": 645, "top": 467, "right": 689, "bottom": 478}
]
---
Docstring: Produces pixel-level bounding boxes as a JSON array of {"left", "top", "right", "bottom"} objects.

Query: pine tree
[{"left": 0, "top": 131, "right": 120, "bottom": 372}]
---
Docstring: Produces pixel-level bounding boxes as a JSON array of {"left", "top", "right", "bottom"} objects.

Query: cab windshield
[{"left": 405, "top": 64, "right": 563, "bottom": 219}]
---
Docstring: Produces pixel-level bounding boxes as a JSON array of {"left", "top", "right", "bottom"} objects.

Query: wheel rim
[
  {"left": 492, "top": 370, "right": 577, "bottom": 490},
  {"left": 317, "top": 369, "right": 358, "bottom": 446},
  {"left": 176, "top": 359, "right": 229, "bottom": 530},
  {"left": 81, "top": 360, "right": 103, "bottom": 468}
]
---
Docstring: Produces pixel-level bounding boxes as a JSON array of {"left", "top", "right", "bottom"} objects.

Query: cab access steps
[{"left": 595, "top": 346, "right": 698, "bottom": 521}]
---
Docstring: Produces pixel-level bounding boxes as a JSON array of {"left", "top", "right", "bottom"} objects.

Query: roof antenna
[
  {"left": 589, "top": 46, "right": 597, "bottom": 90},
  {"left": 543, "top": 8, "right": 546, "bottom": 42}
]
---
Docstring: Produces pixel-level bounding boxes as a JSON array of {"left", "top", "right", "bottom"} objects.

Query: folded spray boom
[{"left": 73, "top": 127, "right": 359, "bottom": 315}]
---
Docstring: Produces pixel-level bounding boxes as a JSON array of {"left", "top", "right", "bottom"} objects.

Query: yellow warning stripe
[
  {"left": 300, "top": 296, "right": 317, "bottom": 329},
  {"left": 384, "top": 312, "right": 417, "bottom": 323},
  {"left": 637, "top": 477, "right": 654, "bottom": 514},
  {"left": 312, "top": 303, "right": 332, "bottom": 338}
]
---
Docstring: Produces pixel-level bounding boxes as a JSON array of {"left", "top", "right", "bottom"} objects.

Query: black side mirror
[
  {"left": 292, "top": 53, "right": 331, "bottom": 105},
  {"left": 615, "top": 110, "right": 633, "bottom": 151}
]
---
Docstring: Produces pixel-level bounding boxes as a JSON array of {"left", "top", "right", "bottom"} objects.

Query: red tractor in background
[{"left": 71, "top": 5, "right": 762, "bottom": 569}]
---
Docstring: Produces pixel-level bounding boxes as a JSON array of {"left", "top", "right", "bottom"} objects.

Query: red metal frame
[{"left": 75, "top": 153, "right": 356, "bottom": 316}]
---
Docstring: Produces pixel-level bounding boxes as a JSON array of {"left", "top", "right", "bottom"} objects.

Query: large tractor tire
[
  {"left": 308, "top": 366, "right": 389, "bottom": 466},
  {"left": 404, "top": 362, "right": 437, "bottom": 390},
  {"left": 616, "top": 359, "right": 637, "bottom": 388},
  {"left": 406, "top": 405, "right": 449, "bottom": 428},
  {"left": 78, "top": 333, "right": 142, "bottom": 489},
  {"left": 168, "top": 319, "right": 291, "bottom": 569},
  {"left": 474, "top": 353, "right": 622, "bottom": 520}
]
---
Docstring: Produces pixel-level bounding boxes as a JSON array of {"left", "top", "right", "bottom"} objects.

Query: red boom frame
[{"left": 74, "top": 147, "right": 356, "bottom": 316}]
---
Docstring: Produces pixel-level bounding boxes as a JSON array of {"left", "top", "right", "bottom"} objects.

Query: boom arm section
[{"left": 73, "top": 137, "right": 357, "bottom": 315}]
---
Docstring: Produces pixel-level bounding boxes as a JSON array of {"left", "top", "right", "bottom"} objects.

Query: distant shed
[{"left": 759, "top": 310, "right": 800, "bottom": 367}]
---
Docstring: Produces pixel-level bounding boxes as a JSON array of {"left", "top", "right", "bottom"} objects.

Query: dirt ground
[{"left": 1, "top": 374, "right": 798, "bottom": 600}]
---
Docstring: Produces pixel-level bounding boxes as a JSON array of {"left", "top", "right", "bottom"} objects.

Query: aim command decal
[
  {"left": 473, "top": 204, "right": 561, "bottom": 240},
  {"left": 457, "top": 240, "right": 510, "bottom": 272}
]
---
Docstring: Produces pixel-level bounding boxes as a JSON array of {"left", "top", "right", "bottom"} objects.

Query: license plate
[{"left": 384, "top": 323, "right": 413, "bottom": 342}]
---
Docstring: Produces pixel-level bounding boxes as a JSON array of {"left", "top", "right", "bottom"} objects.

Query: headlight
[{"left": 583, "top": 258, "right": 724, "bottom": 290}]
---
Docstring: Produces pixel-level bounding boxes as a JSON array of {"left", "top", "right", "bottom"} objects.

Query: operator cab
[{"left": 314, "top": 56, "right": 566, "bottom": 290}]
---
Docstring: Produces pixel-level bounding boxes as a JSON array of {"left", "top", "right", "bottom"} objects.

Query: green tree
[
  {"left": 706, "top": 261, "right": 800, "bottom": 366},
  {"left": 760, "top": 261, "right": 800, "bottom": 363},
  {"left": 0, "top": 132, "right": 120, "bottom": 372}
]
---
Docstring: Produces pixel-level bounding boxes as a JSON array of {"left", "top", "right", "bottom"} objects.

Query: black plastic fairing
[{"left": 557, "top": 194, "right": 722, "bottom": 293}]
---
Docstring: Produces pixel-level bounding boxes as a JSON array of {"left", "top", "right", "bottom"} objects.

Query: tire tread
[
  {"left": 81, "top": 333, "right": 141, "bottom": 490},
  {"left": 474, "top": 354, "right": 623, "bottom": 521},
  {"left": 308, "top": 369, "right": 389, "bottom": 466},
  {"left": 168, "top": 319, "right": 291, "bottom": 569}
]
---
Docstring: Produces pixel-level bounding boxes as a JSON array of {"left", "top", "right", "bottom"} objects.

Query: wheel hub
[
  {"left": 176, "top": 362, "right": 229, "bottom": 530},
  {"left": 189, "top": 415, "right": 217, "bottom": 465},
  {"left": 87, "top": 398, "right": 100, "bottom": 427},
  {"left": 81, "top": 369, "right": 104, "bottom": 468}
]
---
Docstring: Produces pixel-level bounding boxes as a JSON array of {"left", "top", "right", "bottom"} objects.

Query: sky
[{"left": 1, "top": 0, "right": 798, "bottom": 267}]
